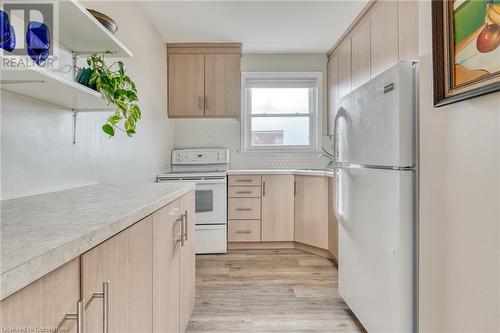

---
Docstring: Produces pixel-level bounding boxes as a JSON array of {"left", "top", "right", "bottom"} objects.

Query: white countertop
[
  {"left": 0, "top": 182, "right": 194, "bottom": 300},
  {"left": 226, "top": 169, "right": 334, "bottom": 177}
]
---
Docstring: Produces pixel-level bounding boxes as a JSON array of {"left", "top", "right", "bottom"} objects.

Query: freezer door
[
  {"left": 339, "top": 62, "right": 415, "bottom": 167},
  {"left": 337, "top": 167, "right": 414, "bottom": 332}
]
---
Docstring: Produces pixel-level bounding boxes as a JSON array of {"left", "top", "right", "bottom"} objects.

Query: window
[{"left": 241, "top": 72, "right": 322, "bottom": 152}]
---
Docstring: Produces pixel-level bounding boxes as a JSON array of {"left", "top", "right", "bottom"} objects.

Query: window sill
[{"left": 237, "top": 149, "right": 322, "bottom": 154}]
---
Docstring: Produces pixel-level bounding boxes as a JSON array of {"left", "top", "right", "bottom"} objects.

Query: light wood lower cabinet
[
  {"left": 0, "top": 258, "right": 80, "bottom": 333},
  {"left": 228, "top": 175, "right": 262, "bottom": 187},
  {"left": 261, "top": 175, "right": 294, "bottom": 242},
  {"left": 228, "top": 174, "right": 336, "bottom": 255},
  {"left": 82, "top": 215, "right": 153, "bottom": 333},
  {"left": 294, "top": 176, "right": 329, "bottom": 250},
  {"left": 229, "top": 220, "right": 262, "bottom": 242},
  {"left": 152, "top": 191, "right": 196, "bottom": 333},
  {"left": 153, "top": 200, "right": 181, "bottom": 333},
  {"left": 228, "top": 197, "right": 261, "bottom": 220},
  {"left": 180, "top": 191, "right": 196, "bottom": 333},
  {"left": 0, "top": 192, "right": 196, "bottom": 333},
  {"left": 153, "top": 192, "right": 196, "bottom": 333}
]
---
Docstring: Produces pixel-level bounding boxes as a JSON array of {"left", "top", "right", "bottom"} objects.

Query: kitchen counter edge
[
  {"left": 0, "top": 182, "right": 195, "bottom": 300},
  {"left": 226, "top": 169, "right": 334, "bottom": 177}
]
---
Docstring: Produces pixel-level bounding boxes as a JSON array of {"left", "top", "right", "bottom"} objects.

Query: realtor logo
[{"left": 1, "top": 1, "right": 59, "bottom": 68}]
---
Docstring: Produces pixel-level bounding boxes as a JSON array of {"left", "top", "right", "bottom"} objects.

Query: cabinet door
[
  {"left": 180, "top": 191, "right": 196, "bottom": 332},
  {"left": 82, "top": 216, "right": 153, "bottom": 333},
  {"left": 338, "top": 38, "right": 352, "bottom": 100},
  {"left": 153, "top": 200, "right": 181, "bottom": 333},
  {"left": 294, "top": 176, "right": 329, "bottom": 249},
  {"left": 327, "top": 53, "right": 339, "bottom": 136},
  {"left": 0, "top": 259, "right": 80, "bottom": 333},
  {"left": 261, "top": 175, "right": 295, "bottom": 241},
  {"left": 370, "top": 0, "right": 399, "bottom": 78},
  {"left": 398, "top": 0, "right": 419, "bottom": 61},
  {"left": 205, "top": 53, "right": 241, "bottom": 117},
  {"left": 351, "top": 18, "right": 371, "bottom": 90},
  {"left": 168, "top": 53, "right": 205, "bottom": 117}
]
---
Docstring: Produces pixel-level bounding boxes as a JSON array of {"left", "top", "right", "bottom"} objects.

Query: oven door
[{"left": 193, "top": 179, "right": 227, "bottom": 225}]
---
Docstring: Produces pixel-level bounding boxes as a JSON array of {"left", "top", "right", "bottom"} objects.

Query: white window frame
[{"left": 240, "top": 71, "right": 322, "bottom": 152}]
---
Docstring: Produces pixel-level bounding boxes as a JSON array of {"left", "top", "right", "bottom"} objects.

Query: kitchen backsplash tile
[{"left": 174, "top": 119, "right": 331, "bottom": 170}]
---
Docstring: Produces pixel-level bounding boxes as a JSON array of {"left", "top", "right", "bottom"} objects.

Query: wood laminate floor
[{"left": 186, "top": 249, "right": 365, "bottom": 333}]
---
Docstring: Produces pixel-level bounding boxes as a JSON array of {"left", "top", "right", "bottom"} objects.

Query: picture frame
[{"left": 432, "top": 0, "right": 500, "bottom": 107}]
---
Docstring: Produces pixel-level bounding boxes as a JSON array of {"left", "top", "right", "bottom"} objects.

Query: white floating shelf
[
  {"left": 1, "top": 66, "right": 114, "bottom": 111},
  {"left": 58, "top": 0, "right": 132, "bottom": 57}
]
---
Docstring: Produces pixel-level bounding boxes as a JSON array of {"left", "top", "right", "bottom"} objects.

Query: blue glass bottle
[
  {"left": 0, "top": 10, "right": 16, "bottom": 52},
  {"left": 26, "top": 21, "right": 50, "bottom": 65}
]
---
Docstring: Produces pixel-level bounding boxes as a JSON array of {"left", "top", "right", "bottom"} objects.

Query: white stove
[{"left": 157, "top": 149, "right": 229, "bottom": 254}]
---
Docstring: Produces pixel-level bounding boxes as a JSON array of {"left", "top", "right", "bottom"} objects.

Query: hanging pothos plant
[{"left": 79, "top": 51, "right": 141, "bottom": 137}]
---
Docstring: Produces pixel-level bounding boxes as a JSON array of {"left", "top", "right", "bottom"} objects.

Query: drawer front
[
  {"left": 228, "top": 220, "right": 261, "bottom": 242},
  {"left": 228, "top": 186, "right": 262, "bottom": 198},
  {"left": 228, "top": 198, "right": 261, "bottom": 220},
  {"left": 228, "top": 175, "right": 262, "bottom": 186}
]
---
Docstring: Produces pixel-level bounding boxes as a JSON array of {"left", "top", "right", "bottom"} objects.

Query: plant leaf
[{"left": 102, "top": 124, "right": 115, "bottom": 137}]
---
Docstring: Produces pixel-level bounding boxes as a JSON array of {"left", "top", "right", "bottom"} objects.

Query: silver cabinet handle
[
  {"left": 198, "top": 96, "right": 203, "bottom": 109},
  {"left": 93, "top": 281, "right": 110, "bottom": 333},
  {"left": 236, "top": 179, "right": 252, "bottom": 182},
  {"left": 205, "top": 96, "right": 208, "bottom": 109},
  {"left": 236, "top": 191, "right": 252, "bottom": 194},
  {"left": 262, "top": 181, "right": 266, "bottom": 196},
  {"left": 236, "top": 230, "right": 251, "bottom": 234},
  {"left": 236, "top": 208, "right": 252, "bottom": 211},
  {"left": 176, "top": 217, "right": 184, "bottom": 247},
  {"left": 183, "top": 210, "right": 188, "bottom": 241},
  {"left": 65, "top": 299, "right": 85, "bottom": 333},
  {"left": 294, "top": 180, "right": 297, "bottom": 196}
]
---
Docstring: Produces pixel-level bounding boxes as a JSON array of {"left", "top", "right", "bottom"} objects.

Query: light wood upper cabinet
[
  {"left": 180, "top": 191, "right": 196, "bottom": 333},
  {"left": 168, "top": 53, "right": 205, "bottom": 117},
  {"left": 398, "top": 0, "right": 419, "bottom": 61},
  {"left": 205, "top": 53, "right": 241, "bottom": 117},
  {"left": 0, "top": 259, "right": 80, "bottom": 333},
  {"left": 294, "top": 176, "right": 329, "bottom": 250},
  {"left": 370, "top": 0, "right": 399, "bottom": 78},
  {"left": 168, "top": 43, "right": 241, "bottom": 118},
  {"left": 351, "top": 18, "right": 371, "bottom": 90},
  {"left": 81, "top": 216, "right": 153, "bottom": 333},
  {"left": 337, "top": 38, "right": 352, "bottom": 100},
  {"left": 327, "top": 53, "right": 339, "bottom": 136},
  {"left": 153, "top": 200, "right": 181, "bottom": 333},
  {"left": 261, "top": 175, "right": 295, "bottom": 242}
]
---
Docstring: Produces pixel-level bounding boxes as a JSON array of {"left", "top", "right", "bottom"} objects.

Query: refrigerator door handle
[{"left": 333, "top": 107, "right": 349, "bottom": 171}]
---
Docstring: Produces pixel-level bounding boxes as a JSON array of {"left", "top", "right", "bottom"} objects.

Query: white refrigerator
[{"left": 334, "top": 62, "right": 418, "bottom": 333}]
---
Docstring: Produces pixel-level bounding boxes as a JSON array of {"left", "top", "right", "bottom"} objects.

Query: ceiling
[{"left": 139, "top": 1, "right": 368, "bottom": 54}]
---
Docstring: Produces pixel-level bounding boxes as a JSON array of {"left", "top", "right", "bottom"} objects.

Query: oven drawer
[
  {"left": 228, "top": 186, "right": 262, "bottom": 198},
  {"left": 228, "top": 220, "right": 261, "bottom": 242},
  {"left": 228, "top": 175, "right": 262, "bottom": 186},
  {"left": 228, "top": 198, "right": 261, "bottom": 219}
]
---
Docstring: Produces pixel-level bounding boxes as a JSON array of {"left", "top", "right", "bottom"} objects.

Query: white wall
[
  {"left": 173, "top": 54, "right": 331, "bottom": 170},
  {"left": 418, "top": 1, "right": 500, "bottom": 332},
  {"left": 1, "top": 1, "right": 174, "bottom": 199}
]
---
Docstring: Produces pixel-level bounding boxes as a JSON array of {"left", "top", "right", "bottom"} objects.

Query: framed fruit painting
[{"left": 432, "top": 0, "right": 500, "bottom": 106}]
